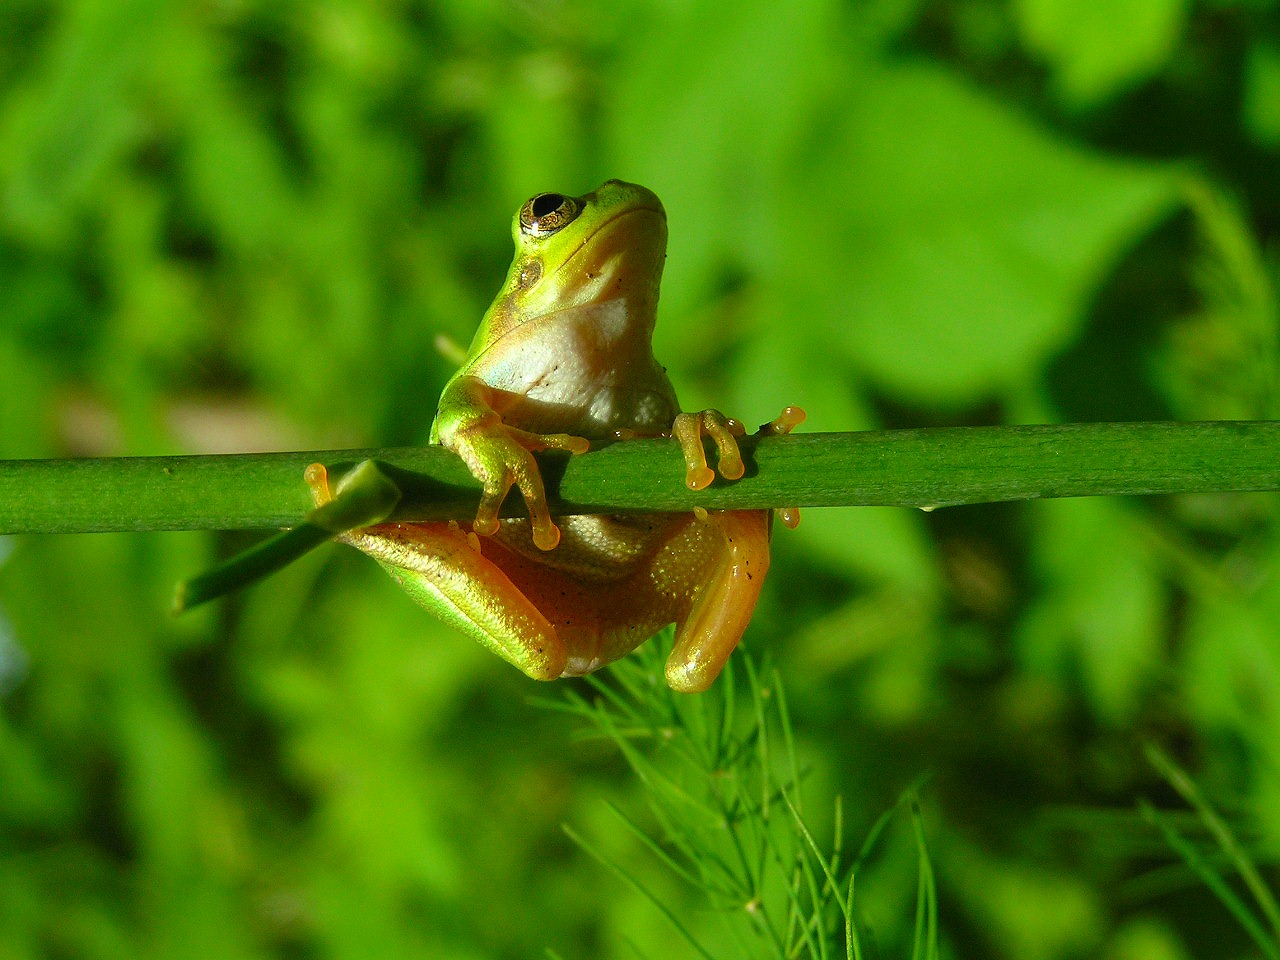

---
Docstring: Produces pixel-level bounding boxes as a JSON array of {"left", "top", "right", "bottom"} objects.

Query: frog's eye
[{"left": 519, "top": 192, "right": 580, "bottom": 237}]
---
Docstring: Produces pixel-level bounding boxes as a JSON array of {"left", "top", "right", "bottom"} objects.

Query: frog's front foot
[
  {"left": 670, "top": 406, "right": 806, "bottom": 493},
  {"left": 671, "top": 410, "right": 747, "bottom": 490},
  {"left": 450, "top": 421, "right": 589, "bottom": 551}
]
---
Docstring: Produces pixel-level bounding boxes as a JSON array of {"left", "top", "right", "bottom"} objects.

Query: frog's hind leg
[
  {"left": 664, "top": 511, "right": 771, "bottom": 693},
  {"left": 306, "top": 462, "right": 566, "bottom": 679},
  {"left": 352, "top": 521, "right": 568, "bottom": 681}
]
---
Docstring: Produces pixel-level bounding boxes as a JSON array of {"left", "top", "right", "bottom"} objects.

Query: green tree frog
[{"left": 307, "top": 181, "right": 803, "bottom": 692}]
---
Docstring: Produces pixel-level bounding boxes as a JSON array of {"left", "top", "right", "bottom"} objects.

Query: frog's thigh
[
  {"left": 348, "top": 523, "right": 567, "bottom": 681},
  {"left": 665, "top": 511, "right": 771, "bottom": 693}
]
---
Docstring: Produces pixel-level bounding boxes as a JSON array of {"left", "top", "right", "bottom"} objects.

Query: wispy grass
[
  {"left": 1138, "top": 745, "right": 1280, "bottom": 959},
  {"left": 538, "top": 634, "right": 938, "bottom": 959}
]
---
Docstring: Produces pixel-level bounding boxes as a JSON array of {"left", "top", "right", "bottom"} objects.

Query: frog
[{"left": 306, "top": 180, "right": 803, "bottom": 692}]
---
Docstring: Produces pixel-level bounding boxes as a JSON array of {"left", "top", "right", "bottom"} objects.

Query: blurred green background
[{"left": 2, "top": 0, "right": 1280, "bottom": 956}]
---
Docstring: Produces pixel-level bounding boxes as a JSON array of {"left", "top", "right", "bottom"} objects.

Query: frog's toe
[
  {"left": 702, "top": 413, "right": 746, "bottom": 480},
  {"left": 473, "top": 486, "right": 505, "bottom": 537},
  {"left": 530, "top": 516, "right": 562, "bottom": 551},
  {"left": 505, "top": 425, "right": 591, "bottom": 455},
  {"left": 685, "top": 465, "right": 716, "bottom": 491},
  {"left": 673, "top": 410, "right": 747, "bottom": 487},
  {"left": 760, "top": 405, "right": 806, "bottom": 436},
  {"left": 775, "top": 506, "right": 801, "bottom": 529},
  {"left": 304, "top": 463, "right": 333, "bottom": 506}
]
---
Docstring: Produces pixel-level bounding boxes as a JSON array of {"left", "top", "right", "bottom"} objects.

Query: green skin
[
  {"left": 431, "top": 180, "right": 682, "bottom": 550},
  {"left": 310, "top": 181, "right": 799, "bottom": 692}
]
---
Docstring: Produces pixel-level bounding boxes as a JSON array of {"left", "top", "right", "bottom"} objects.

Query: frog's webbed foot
[
  {"left": 757, "top": 405, "right": 806, "bottom": 529},
  {"left": 451, "top": 419, "right": 589, "bottom": 551},
  {"left": 671, "top": 410, "right": 747, "bottom": 490}
]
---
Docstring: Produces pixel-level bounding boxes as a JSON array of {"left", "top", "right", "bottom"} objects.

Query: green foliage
[
  {"left": 543, "top": 635, "right": 939, "bottom": 959},
  {"left": 2, "top": 1, "right": 1280, "bottom": 957},
  {"left": 1012, "top": 0, "right": 1189, "bottom": 108},
  {"left": 1139, "top": 746, "right": 1280, "bottom": 959}
]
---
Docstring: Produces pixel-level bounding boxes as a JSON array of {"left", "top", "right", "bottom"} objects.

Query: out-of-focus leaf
[
  {"left": 0, "top": 0, "right": 162, "bottom": 245},
  {"left": 945, "top": 837, "right": 1104, "bottom": 960},
  {"left": 608, "top": 0, "right": 840, "bottom": 335},
  {"left": 486, "top": 52, "right": 595, "bottom": 200},
  {"left": 0, "top": 339, "right": 55, "bottom": 458},
  {"left": 0, "top": 534, "right": 257, "bottom": 960},
  {"left": 1181, "top": 589, "right": 1280, "bottom": 768},
  {"left": 729, "top": 317, "right": 939, "bottom": 588},
  {"left": 778, "top": 60, "right": 1179, "bottom": 406},
  {"left": 1176, "top": 559, "right": 1280, "bottom": 858},
  {"left": 1154, "top": 182, "right": 1279, "bottom": 422},
  {"left": 1012, "top": 0, "right": 1188, "bottom": 108},
  {"left": 1245, "top": 39, "right": 1280, "bottom": 148},
  {"left": 1016, "top": 499, "right": 1165, "bottom": 724},
  {"left": 1105, "top": 918, "right": 1190, "bottom": 960}
]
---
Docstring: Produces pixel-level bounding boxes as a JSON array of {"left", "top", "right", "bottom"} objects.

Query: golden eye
[{"left": 519, "top": 192, "right": 581, "bottom": 237}]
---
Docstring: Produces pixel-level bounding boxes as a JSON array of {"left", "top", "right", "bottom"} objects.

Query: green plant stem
[{"left": 1, "top": 421, "right": 1278, "bottom": 535}]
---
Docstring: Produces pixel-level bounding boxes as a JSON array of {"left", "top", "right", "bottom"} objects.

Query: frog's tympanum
[{"left": 307, "top": 181, "right": 803, "bottom": 692}]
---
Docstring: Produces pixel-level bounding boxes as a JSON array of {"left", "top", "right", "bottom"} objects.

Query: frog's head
[{"left": 480, "top": 180, "right": 668, "bottom": 343}]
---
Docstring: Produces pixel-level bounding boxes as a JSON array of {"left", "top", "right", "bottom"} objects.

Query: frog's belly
[
  {"left": 477, "top": 299, "right": 678, "bottom": 441},
  {"left": 505, "top": 384, "right": 675, "bottom": 443},
  {"left": 494, "top": 514, "right": 668, "bottom": 582},
  {"left": 486, "top": 511, "right": 703, "bottom": 678}
]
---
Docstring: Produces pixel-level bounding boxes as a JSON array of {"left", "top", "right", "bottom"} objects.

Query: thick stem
[{"left": 1, "top": 422, "right": 1277, "bottom": 535}]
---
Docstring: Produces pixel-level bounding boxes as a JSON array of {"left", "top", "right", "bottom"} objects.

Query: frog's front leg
[
  {"left": 435, "top": 375, "right": 589, "bottom": 551},
  {"left": 306, "top": 464, "right": 567, "bottom": 679}
]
